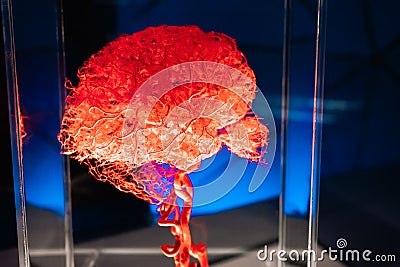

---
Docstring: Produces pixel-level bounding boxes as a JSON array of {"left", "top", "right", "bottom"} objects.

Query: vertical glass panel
[
  {"left": 2, "top": 0, "right": 74, "bottom": 266},
  {"left": 279, "top": 0, "right": 328, "bottom": 266},
  {"left": 1, "top": 0, "right": 29, "bottom": 265},
  {"left": 318, "top": 1, "right": 399, "bottom": 266}
]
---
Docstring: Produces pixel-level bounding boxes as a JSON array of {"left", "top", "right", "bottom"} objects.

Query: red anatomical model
[{"left": 58, "top": 25, "right": 268, "bottom": 267}]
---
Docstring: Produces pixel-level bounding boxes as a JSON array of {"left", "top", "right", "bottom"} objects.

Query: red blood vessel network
[{"left": 58, "top": 25, "right": 269, "bottom": 267}]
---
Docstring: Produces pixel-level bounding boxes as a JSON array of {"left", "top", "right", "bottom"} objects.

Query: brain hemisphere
[{"left": 58, "top": 25, "right": 267, "bottom": 204}]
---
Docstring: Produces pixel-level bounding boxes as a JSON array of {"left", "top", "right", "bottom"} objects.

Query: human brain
[{"left": 58, "top": 25, "right": 268, "bottom": 205}]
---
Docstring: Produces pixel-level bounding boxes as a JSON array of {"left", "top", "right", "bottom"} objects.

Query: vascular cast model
[{"left": 58, "top": 25, "right": 269, "bottom": 267}]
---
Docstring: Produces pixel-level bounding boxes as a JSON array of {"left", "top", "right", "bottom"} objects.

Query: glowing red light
[
  {"left": 58, "top": 25, "right": 268, "bottom": 267},
  {"left": 19, "top": 111, "right": 28, "bottom": 144},
  {"left": 20, "top": 116, "right": 27, "bottom": 140}
]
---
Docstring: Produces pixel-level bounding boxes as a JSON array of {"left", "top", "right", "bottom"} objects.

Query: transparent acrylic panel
[
  {"left": 317, "top": 1, "right": 399, "bottom": 267},
  {"left": 1, "top": 0, "right": 73, "bottom": 266},
  {"left": 279, "top": 0, "right": 327, "bottom": 266}
]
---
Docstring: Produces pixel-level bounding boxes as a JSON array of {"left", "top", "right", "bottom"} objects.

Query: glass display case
[{"left": 2, "top": 0, "right": 327, "bottom": 266}]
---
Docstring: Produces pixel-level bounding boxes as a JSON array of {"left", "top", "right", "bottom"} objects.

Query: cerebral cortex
[{"left": 58, "top": 25, "right": 268, "bottom": 206}]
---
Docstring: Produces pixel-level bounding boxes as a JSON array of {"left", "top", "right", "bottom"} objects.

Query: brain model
[{"left": 59, "top": 25, "right": 268, "bottom": 267}]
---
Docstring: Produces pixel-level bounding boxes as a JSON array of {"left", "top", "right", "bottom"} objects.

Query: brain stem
[{"left": 157, "top": 171, "right": 208, "bottom": 267}]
